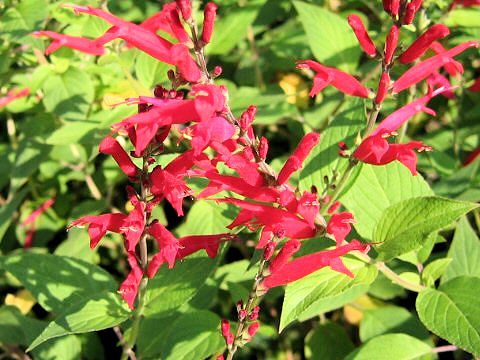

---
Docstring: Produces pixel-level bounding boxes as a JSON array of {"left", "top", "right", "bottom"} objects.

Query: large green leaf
[
  {"left": 137, "top": 311, "right": 223, "bottom": 359},
  {"left": 345, "top": 334, "right": 432, "bottom": 360},
  {"left": 135, "top": 52, "right": 171, "bottom": 89},
  {"left": 341, "top": 163, "right": 433, "bottom": 240},
  {"left": 209, "top": 1, "right": 263, "bottom": 55},
  {"left": 280, "top": 257, "right": 377, "bottom": 332},
  {"left": 293, "top": 1, "right": 361, "bottom": 73},
  {"left": 374, "top": 197, "right": 478, "bottom": 261},
  {"left": 42, "top": 66, "right": 94, "bottom": 121},
  {"left": 0, "top": 0, "right": 48, "bottom": 43},
  {"left": 299, "top": 98, "right": 365, "bottom": 192},
  {"left": 0, "top": 253, "right": 117, "bottom": 313},
  {"left": 416, "top": 276, "right": 480, "bottom": 357},
  {"left": 27, "top": 292, "right": 130, "bottom": 351},
  {"left": 305, "top": 321, "right": 354, "bottom": 360},
  {"left": 0, "top": 187, "right": 28, "bottom": 243},
  {"left": 359, "top": 306, "right": 430, "bottom": 343},
  {"left": 0, "top": 306, "right": 46, "bottom": 346},
  {"left": 444, "top": 8, "right": 480, "bottom": 27},
  {"left": 441, "top": 217, "right": 480, "bottom": 283}
]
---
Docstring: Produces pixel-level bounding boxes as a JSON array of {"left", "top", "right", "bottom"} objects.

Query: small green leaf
[
  {"left": 341, "top": 163, "right": 433, "bottom": 240},
  {"left": 359, "top": 306, "right": 430, "bottom": 343},
  {"left": 209, "top": 1, "right": 263, "bottom": 55},
  {"left": 305, "top": 321, "right": 354, "bottom": 360},
  {"left": 0, "top": 253, "right": 117, "bottom": 313},
  {"left": 135, "top": 52, "right": 171, "bottom": 89},
  {"left": 137, "top": 310, "right": 224, "bottom": 359},
  {"left": 374, "top": 197, "right": 478, "bottom": 261},
  {"left": 32, "top": 335, "right": 82, "bottom": 360},
  {"left": 299, "top": 98, "right": 365, "bottom": 192},
  {"left": 444, "top": 8, "right": 480, "bottom": 27},
  {"left": 416, "top": 276, "right": 480, "bottom": 357},
  {"left": 421, "top": 258, "right": 452, "bottom": 287},
  {"left": 441, "top": 217, "right": 480, "bottom": 283},
  {"left": 0, "top": 306, "right": 46, "bottom": 346},
  {"left": 345, "top": 334, "right": 432, "bottom": 360},
  {"left": 0, "top": 188, "right": 28, "bottom": 244},
  {"left": 27, "top": 292, "right": 130, "bottom": 352},
  {"left": 293, "top": 1, "right": 361, "bottom": 72},
  {"left": 280, "top": 257, "right": 377, "bottom": 332}
]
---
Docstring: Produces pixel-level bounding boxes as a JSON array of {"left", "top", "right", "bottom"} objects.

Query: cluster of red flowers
[{"left": 34, "top": 0, "right": 478, "bottom": 355}]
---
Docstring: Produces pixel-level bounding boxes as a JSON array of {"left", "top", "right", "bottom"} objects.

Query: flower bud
[
  {"left": 263, "top": 241, "right": 277, "bottom": 261},
  {"left": 259, "top": 137, "right": 269, "bottom": 160},
  {"left": 375, "top": 71, "right": 390, "bottom": 104},
  {"left": 239, "top": 105, "right": 257, "bottom": 131},
  {"left": 403, "top": 0, "right": 424, "bottom": 25},
  {"left": 213, "top": 66, "right": 223, "bottom": 77},
  {"left": 99, "top": 137, "right": 139, "bottom": 178},
  {"left": 347, "top": 15, "right": 377, "bottom": 57},
  {"left": 384, "top": 25, "right": 399, "bottom": 65},
  {"left": 399, "top": 24, "right": 450, "bottom": 64},
  {"left": 248, "top": 322, "right": 260, "bottom": 337},
  {"left": 221, "top": 319, "right": 234, "bottom": 345},
  {"left": 239, "top": 309, "right": 247, "bottom": 320},
  {"left": 202, "top": 3, "right": 218, "bottom": 44},
  {"left": 176, "top": 0, "right": 192, "bottom": 21},
  {"left": 249, "top": 306, "right": 260, "bottom": 321},
  {"left": 269, "top": 240, "right": 301, "bottom": 274}
]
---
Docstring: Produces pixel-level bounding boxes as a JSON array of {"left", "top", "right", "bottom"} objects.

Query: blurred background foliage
[{"left": 0, "top": 0, "right": 479, "bottom": 359}]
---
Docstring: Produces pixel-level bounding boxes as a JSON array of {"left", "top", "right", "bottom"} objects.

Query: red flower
[
  {"left": 327, "top": 212, "right": 355, "bottom": 247},
  {"left": 99, "top": 136, "right": 139, "bottom": 178},
  {"left": 218, "top": 198, "right": 317, "bottom": 248},
  {"left": 20, "top": 198, "right": 55, "bottom": 249},
  {"left": 403, "top": 0, "right": 424, "bottom": 25},
  {"left": 148, "top": 221, "right": 180, "bottom": 270},
  {"left": 32, "top": 31, "right": 105, "bottom": 55},
  {"left": 384, "top": 25, "right": 399, "bottom": 65},
  {"left": 393, "top": 41, "right": 479, "bottom": 93},
  {"left": 469, "top": 77, "right": 480, "bottom": 92},
  {"left": 120, "top": 197, "right": 146, "bottom": 252},
  {"left": 190, "top": 116, "right": 235, "bottom": 155},
  {"left": 347, "top": 15, "right": 377, "bottom": 57},
  {"left": 65, "top": 5, "right": 201, "bottom": 82},
  {"left": 375, "top": 71, "right": 391, "bottom": 104},
  {"left": 296, "top": 192, "right": 320, "bottom": 228},
  {"left": 268, "top": 240, "right": 301, "bottom": 274},
  {"left": 399, "top": 25, "right": 450, "bottom": 64},
  {"left": 119, "top": 252, "right": 143, "bottom": 310},
  {"left": 247, "top": 322, "right": 260, "bottom": 337},
  {"left": 221, "top": 320, "right": 234, "bottom": 345},
  {"left": 297, "top": 60, "right": 369, "bottom": 98},
  {"left": 0, "top": 88, "right": 29, "bottom": 109},
  {"left": 426, "top": 72, "right": 455, "bottom": 99},
  {"left": 176, "top": 0, "right": 192, "bottom": 20},
  {"left": 261, "top": 240, "right": 369, "bottom": 289},
  {"left": 383, "top": 0, "right": 400, "bottom": 16},
  {"left": 430, "top": 42, "right": 464, "bottom": 78},
  {"left": 69, "top": 213, "right": 125, "bottom": 249},
  {"left": 202, "top": 3, "right": 218, "bottom": 44},
  {"left": 277, "top": 132, "right": 321, "bottom": 185}
]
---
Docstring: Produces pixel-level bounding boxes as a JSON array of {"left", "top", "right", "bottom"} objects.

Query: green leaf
[
  {"left": 374, "top": 197, "right": 479, "bottom": 261},
  {"left": 444, "top": 8, "right": 480, "bottom": 27},
  {"left": 299, "top": 98, "right": 365, "bottom": 192},
  {"left": 416, "top": 276, "right": 480, "bottom": 357},
  {"left": 0, "top": 188, "right": 28, "bottom": 243},
  {"left": 0, "top": 306, "right": 46, "bottom": 346},
  {"left": 342, "top": 163, "right": 433, "bottom": 240},
  {"left": 27, "top": 292, "right": 130, "bottom": 351},
  {"left": 441, "top": 217, "right": 480, "bottom": 283},
  {"left": 293, "top": 1, "right": 361, "bottom": 73},
  {"left": 138, "top": 310, "right": 223, "bottom": 359},
  {"left": 42, "top": 66, "right": 94, "bottom": 121},
  {"left": 0, "top": 253, "right": 116, "bottom": 312},
  {"left": 359, "top": 306, "right": 430, "bottom": 343},
  {"left": 345, "top": 334, "right": 432, "bottom": 360},
  {"left": 305, "top": 321, "right": 354, "bottom": 360},
  {"left": 0, "top": 0, "right": 48, "bottom": 43},
  {"left": 209, "top": 1, "right": 263, "bottom": 55},
  {"left": 421, "top": 258, "right": 452, "bottom": 287},
  {"left": 32, "top": 335, "right": 82, "bottom": 360},
  {"left": 135, "top": 52, "right": 171, "bottom": 89},
  {"left": 280, "top": 257, "right": 377, "bottom": 332}
]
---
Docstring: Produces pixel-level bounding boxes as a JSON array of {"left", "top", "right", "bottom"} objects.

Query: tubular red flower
[
  {"left": 202, "top": 3, "right": 218, "bottom": 44},
  {"left": 148, "top": 221, "right": 180, "bottom": 271},
  {"left": 277, "top": 132, "right": 320, "bottom": 185},
  {"left": 99, "top": 137, "right": 139, "bottom": 178},
  {"left": 151, "top": 167, "right": 193, "bottom": 217},
  {"left": 383, "top": 0, "right": 400, "bottom": 16},
  {"left": 384, "top": 25, "right": 399, "bottom": 65},
  {"left": 69, "top": 213, "right": 126, "bottom": 249},
  {"left": 327, "top": 212, "right": 355, "bottom": 247},
  {"left": 399, "top": 25, "right": 450, "bottom": 64},
  {"left": 176, "top": 0, "right": 192, "bottom": 21},
  {"left": 463, "top": 148, "right": 480, "bottom": 166},
  {"left": 296, "top": 192, "right": 320, "bottom": 228},
  {"left": 248, "top": 322, "right": 260, "bottom": 337},
  {"left": 65, "top": 5, "right": 201, "bottom": 82},
  {"left": 427, "top": 72, "right": 455, "bottom": 99},
  {"left": 297, "top": 60, "right": 369, "bottom": 98},
  {"left": 262, "top": 240, "right": 369, "bottom": 289},
  {"left": 119, "top": 252, "right": 143, "bottom": 310},
  {"left": 404, "top": 0, "right": 424, "bottom": 25},
  {"left": 21, "top": 198, "right": 55, "bottom": 228},
  {"left": 0, "top": 88, "right": 29, "bottom": 109},
  {"left": 190, "top": 116, "right": 235, "bottom": 155},
  {"left": 269, "top": 240, "right": 301, "bottom": 274},
  {"left": 375, "top": 71, "right": 390, "bottom": 104},
  {"left": 32, "top": 31, "right": 105, "bottom": 55},
  {"left": 430, "top": 42, "right": 464, "bottom": 77},
  {"left": 121, "top": 199, "right": 146, "bottom": 252},
  {"left": 217, "top": 198, "right": 317, "bottom": 246},
  {"left": 347, "top": 15, "right": 377, "bottom": 57},
  {"left": 393, "top": 41, "right": 479, "bottom": 93}
]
